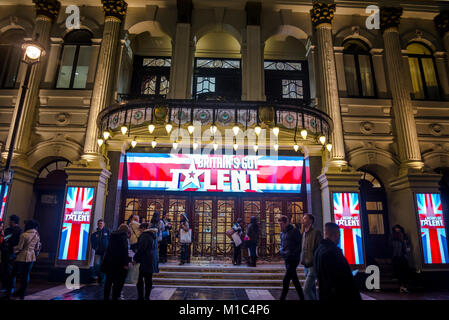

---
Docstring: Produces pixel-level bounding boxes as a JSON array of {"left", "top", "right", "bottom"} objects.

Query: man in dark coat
[
  {"left": 278, "top": 215, "right": 304, "bottom": 300},
  {"left": 101, "top": 224, "right": 131, "bottom": 300},
  {"left": 1, "top": 215, "right": 21, "bottom": 292},
  {"left": 133, "top": 223, "right": 157, "bottom": 300},
  {"left": 314, "top": 222, "right": 361, "bottom": 301},
  {"left": 90, "top": 219, "right": 110, "bottom": 284}
]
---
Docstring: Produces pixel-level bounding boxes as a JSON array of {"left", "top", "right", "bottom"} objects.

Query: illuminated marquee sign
[
  {"left": 126, "top": 153, "right": 307, "bottom": 193},
  {"left": 0, "top": 185, "right": 8, "bottom": 221},
  {"left": 416, "top": 193, "right": 448, "bottom": 264},
  {"left": 57, "top": 187, "right": 94, "bottom": 261},
  {"left": 333, "top": 192, "right": 364, "bottom": 265}
]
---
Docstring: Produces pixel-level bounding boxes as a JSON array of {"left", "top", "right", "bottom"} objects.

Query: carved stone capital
[
  {"left": 33, "top": 0, "right": 61, "bottom": 21},
  {"left": 434, "top": 10, "right": 449, "bottom": 37},
  {"left": 380, "top": 7, "right": 403, "bottom": 32},
  {"left": 102, "top": 0, "right": 128, "bottom": 22},
  {"left": 310, "top": 2, "right": 336, "bottom": 28}
]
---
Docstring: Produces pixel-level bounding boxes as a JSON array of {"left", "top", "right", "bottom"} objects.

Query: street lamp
[{"left": 0, "top": 37, "right": 46, "bottom": 219}]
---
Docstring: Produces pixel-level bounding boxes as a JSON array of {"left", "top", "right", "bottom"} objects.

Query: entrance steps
[{"left": 153, "top": 262, "right": 305, "bottom": 289}]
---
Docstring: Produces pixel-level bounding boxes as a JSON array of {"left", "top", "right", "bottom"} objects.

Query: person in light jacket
[
  {"left": 128, "top": 214, "right": 141, "bottom": 252},
  {"left": 179, "top": 213, "right": 190, "bottom": 265},
  {"left": 5, "top": 219, "right": 40, "bottom": 300},
  {"left": 231, "top": 218, "right": 243, "bottom": 265}
]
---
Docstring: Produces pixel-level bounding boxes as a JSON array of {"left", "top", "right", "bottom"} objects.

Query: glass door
[
  {"left": 216, "top": 199, "right": 235, "bottom": 256},
  {"left": 193, "top": 199, "right": 213, "bottom": 256}
]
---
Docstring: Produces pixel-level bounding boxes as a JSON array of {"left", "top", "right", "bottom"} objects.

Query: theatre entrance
[{"left": 121, "top": 193, "right": 306, "bottom": 259}]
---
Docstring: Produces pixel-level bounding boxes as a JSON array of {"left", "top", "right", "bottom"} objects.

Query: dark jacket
[
  {"left": 247, "top": 223, "right": 259, "bottom": 245},
  {"left": 280, "top": 224, "right": 302, "bottom": 261},
  {"left": 101, "top": 231, "right": 130, "bottom": 275},
  {"left": 314, "top": 239, "right": 361, "bottom": 301},
  {"left": 300, "top": 227, "right": 322, "bottom": 267},
  {"left": 90, "top": 227, "right": 111, "bottom": 256},
  {"left": 134, "top": 228, "right": 157, "bottom": 273},
  {"left": 1, "top": 225, "right": 22, "bottom": 257}
]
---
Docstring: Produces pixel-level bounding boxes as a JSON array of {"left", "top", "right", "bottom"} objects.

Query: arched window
[
  {"left": 56, "top": 29, "right": 92, "bottom": 89},
  {"left": 0, "top": 29, "right": 25, "bottom": 88},
  {"left": 343, "top": 39, "right": 376, "bottom": 98},
  {"left": 407, "top": 42, "right": 440, "bottom": 100}
]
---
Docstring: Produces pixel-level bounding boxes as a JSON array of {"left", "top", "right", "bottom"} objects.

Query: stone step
[
  {"left": 154, "top": 271, "right": 305, "bottom": 280},
  {"left": 153, "top": 277, "right": 305, "bottom": 287},
  {"left": 158, "top": 264, "right": 301, "bottom": 274}
]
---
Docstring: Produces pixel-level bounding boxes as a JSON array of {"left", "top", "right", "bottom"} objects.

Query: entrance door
[{"left": 193, "top": 199, "right": 213, "bottom": 256}]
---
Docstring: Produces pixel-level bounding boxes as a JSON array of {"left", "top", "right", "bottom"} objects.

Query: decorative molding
[
  {"left": 101, "top": 0, "right": 128, "bottom": 22},
  {"left": 360, "top": 121, "right": 375, "bottom": 135},
  {"left": 429, "top": 123, "right": 443, "bottom": 136},
  {"left": 310, "top": 2, "right": 336, "bottom": 28},
  {"left": 33, "top": 0, "right": 61, "bottom": 21},
  {"left": 434, "top": 10, "right": 449, "bottom": 37},
  {"left": 380, "top": 7, "right": 403, "bottom": 32}
]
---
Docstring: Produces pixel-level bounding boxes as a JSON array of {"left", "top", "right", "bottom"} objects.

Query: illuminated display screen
[
  {"left": 126, "top": 153, "right": 308, "bottom": 193},
  {"left": 0, "top": 185, "right": 8, "bottom": 221},
  {"left": 416, "top": 193, "right": 448, "bottom": 264},
  {"left": 57, "top": 187, "right": 94, "bottom": 261},
  {"left": 333, "top": 192, "right": 364, "bottom": 265}
]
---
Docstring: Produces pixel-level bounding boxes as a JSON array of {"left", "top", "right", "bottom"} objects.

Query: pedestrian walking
[
  {"left": 314, "top": 222, "right": 361, "bottom": 301},
  {"left": 300, "top": 214, "right": 322, "bottom": 300},
  {"left": 390, "top": 224, "right": 411, "bottom": 293},
  {"left": 101, "top": 224, "right": 131, "bottom": 300},
  {"left": 0, "top": 215, "right": 21, "bottom": 292},
  {"left": 134, "top": 223, "right": 158, "bottom": 300},
  {"left": 246, "top": 216, "right": 259, "bottom": 267},
  {"left": 278, "top": 215, "right": 304, "bottom": 300},
  {"left": 179, "top": 213, "right": 191, "bottom": 265},
  {"left": 230, "top": 218, "right": 243, "bottom": 265},
  {"left": 128, "top": 214, "right": 141, "bottom": 253},
  {"left": 5, "top": 219, "right": 40, "bottom": 300},
  {"left": 159, "top": 212, "right": 171, "bottom": 263},
  {"left": 90, "top": 219, "right": 110, "bottom": 284}
]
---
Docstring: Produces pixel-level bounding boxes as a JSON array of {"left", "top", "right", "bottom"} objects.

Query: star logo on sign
[{"left": 181, "top": 161, "right": 203, "bottom": 189}]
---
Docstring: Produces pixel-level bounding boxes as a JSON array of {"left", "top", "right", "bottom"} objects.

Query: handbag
[
  {"left": 180, "top": 228, "right": 192, "bottom": 244},
  {"left": 125, "top": 262, "right": 140, "bottom": 284},
  {"left": 226, "top": 229, "right": 235, "bottom": 239},
  {"left": 162, "top": 230, "right": 169, "bottom": 238}
]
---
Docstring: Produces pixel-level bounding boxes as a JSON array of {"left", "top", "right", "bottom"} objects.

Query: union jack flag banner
[
  {"left": 333, "top": 192, "right": 364, "bottom": 265},
  {"left": 126, "top": 153, "right": 308, "bottom": 193},
  {"left": 0, "top": 185, "right": 8, "bottom": 221},
  {"left": 417, "top": 193, "right": 449, "bottom": 264},
  {"left": 58, "top": 187, "right": 94, "bottom": 261}
]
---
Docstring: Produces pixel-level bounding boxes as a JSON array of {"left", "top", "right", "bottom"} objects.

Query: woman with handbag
[
  {"left": 179, "top": 213, "right": 191, "bottom": 265},
  {"left": 246, "top": 216, "right": 259, "bottom": 267},
  {"left": 6, "top": 219, "right": 40, "bottom": 300},
  {"left": 230, "top": 218, "right": 243, "bottom": 265}
]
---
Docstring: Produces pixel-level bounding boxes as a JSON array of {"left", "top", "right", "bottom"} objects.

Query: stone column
[
  {"left": 4, "top": 0, "right": 60, "bottom": 163},
  {"left": 82, "top": 0, "right": 127, "bottom": 163},
  {"left": 333, "top": 46, "right": 347, "bottom": 97},
  {"left": 43, "top": 37, "right": 63, "bottom": 85},
  {"left": 434, "top": 10, "right": 449, "bottom": 70},
  {"left": 242, "top": 2, "right": 265, "bottom": 101},
  {"left": 381, "top": 7, "right": 424, "bottom": 175},
  {"left": 311, "top": 1, "right": 346, "bottom": 168},
  {"left": 168, "top": 0, "right": 194, "bottom": 99}
]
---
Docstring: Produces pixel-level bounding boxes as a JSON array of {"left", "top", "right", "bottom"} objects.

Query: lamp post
[{"left": 0, "top": 38, "right": 46, "bottom": 220}]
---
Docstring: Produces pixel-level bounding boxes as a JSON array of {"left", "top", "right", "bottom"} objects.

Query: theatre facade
[{"left": 0, "top": 0, "right": 448, "bottom": 273}]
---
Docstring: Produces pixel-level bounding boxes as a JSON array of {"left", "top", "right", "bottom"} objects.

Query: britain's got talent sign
[
  {"left": 416, "top": 193, "right": 449, "bottom": 264},
  {"left": 333, "top": 192, "right": 364, "bottom": 265},
  {"left": 126, "top": 153, "right": 307, "bottom": 193},
  {"left": 0, "top": 185, "right": 8, "bottom": 221},
  {"left": 57, "top": 187, "right": 94, "bottom": 261}
]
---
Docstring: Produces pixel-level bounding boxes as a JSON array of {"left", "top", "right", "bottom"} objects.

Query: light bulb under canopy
[
  {"left": 210, "top": 125, "right": 217, "bottom": 134},
  {"left": 148, "top": 124, "right": 155, "bottom": 134},
  {"left": 25, "top": 45, "right": 42, "bottom": 60},
  {"left": 173, "top": 141, "right": 178, "bottom": 150},
  {"left": 193, "top": 142, "right": 198, "bottom": 150},
  {"left": 213, "top": 142, "right": 218, "bottom": 151},
  {"left": 151, "top": 139, "right": 157, "bottom": 148},
  {"left": 254, "top": 125, "right": 261, "bottom": 136},
  {"left": 319, "top": 135, "right": 326, "bottom": 145},
  {"left": 326, "top": 143, "right": 333, "bottom": 152},
  {"left": 300, "top": 129, "right": 308, "bottom": 140},
  {"left": 272, "top": 126, "right": 280, "bottom": 137},
  {"left": 253, "top": 144, "right": 259, "bottom": 152},
  {"left": 165, "top": 123, "right": 173, "bottom": 134},
  {"left": 293, "top": 143, "right": 299, "bottom": 152},
  {"left": 233, "top": 125, "right": 239, "bottom": 136},
  {"left": 120, "top": 126, "right": 128, "bottom": 135},
  {"left": 188, "top": 124, "right": 195, "bottom": 135},
  {"left": 97, "top": 138, "right": 104, "bottom": 147},
  {"left": 233, "top": 143, "right": 238, "bottom": 151},
  {"left": 103, "top": 131, "right": 111, "bottom": 140},
  {"left": 274, "top": 143, "right": 279, "bottom": 151},
  {"left": 131, "top": 139, "right": 137, "bottom": 148}
]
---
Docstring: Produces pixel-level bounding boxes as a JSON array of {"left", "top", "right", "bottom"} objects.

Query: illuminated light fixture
[
  {"left": 173, "top": 141, "right": 178, "bottom": 150},
  {"left": 300, "top": 129, "right": 308, "bottom": 140},
  {"left": 272, "top": 126, "right": 280, "bottom": 137},
  {"left": 233, "top": 142, "right": 238, "bottom": 151},
  {"left": 148, "top": 123, "right": 155, "bottom": 134},
  {"left": 274, "top": 142, "right": 279, "bottom": 151},
  {"left": 213, "top": 141, "right": 218, "bottom": 151},
  {"left": 120, "top": 125, "right": 128, "bottom": 135},
  {"left": 131, "top": 138, "right": 137, "bottom": 148},
  {"left": 151, "top": 138, "right": 157, "bottom": 149},
  {"left": 97, "top": 138, "right": 104, "bottom": 147},
  {"left": 253, "top": 144, "right": 259, "bottom": 152},
  {"left": 293, "top": 142, "right": 299, "bottom": 152},
  {"left": 326, "top": 143, "right": 333, "bottom": 152},
  {"left": 233, "top": 125, "right": 240, "bottom": 136},
  {"left": 254, "top": 125, "right": 261, "bottom": 136},
  {"left": 210, "top": 124, "right": 217, "bottom": 135},
  {"left": 24, "top": 43, "right": 44, "bottom": 61},
  {"left": 319, "top": 135, "right": 326, "bottom": 145},
  {"left": 165, "top": 123, "right": 173, "bottom": 134},
  {"left": 188, "top": 124, "right": 195, "bottom": 135},
  {"left": 193, "top": 141, "right": 199, "bottom": 150},
  {"left": 103, "top": 130, "right": 111, "bottom": 140}
]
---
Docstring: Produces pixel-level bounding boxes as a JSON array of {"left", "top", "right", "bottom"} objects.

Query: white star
[{"left": 181, "top": 161, "right": 203, "bottom": 189}]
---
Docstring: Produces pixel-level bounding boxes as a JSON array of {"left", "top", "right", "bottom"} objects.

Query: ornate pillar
[
  {"left": 82, "top": 0, "right": 127, "bottom": 163},
  {"left": 381, "top": 7, "right": 423, "bottom": 175},
  {"left": 242, "top": 2, "right": 265, "bottom": 101},
  {"left": 311, "top": 1, "right": 346, "bottom": 168},
  {"left": 168, "top": 0, "right": 194, "bottom": 99},
  {"left": 4, "top": 0, "right": 60, "bottom": 163}
]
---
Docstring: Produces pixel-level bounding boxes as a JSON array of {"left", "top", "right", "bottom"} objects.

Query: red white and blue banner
[
  {"left": 333, "top": 192, "right": 364, "bottom": 265},
  {"left": 0, "top": 185, "right": 8, "bottom": 221},
  {"left": 416, "top": 193, "right": 448, "bottom": 264},
  {"left": 58, "top": 187, "right": 94, "bottom": 261},
  {"left": 126, "top": 153, "right": 307, "bottom": 193}
]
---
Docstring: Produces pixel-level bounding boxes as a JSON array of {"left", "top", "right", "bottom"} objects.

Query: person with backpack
[
  {"left": 4, "top": 219, "right": 40, "bottom": 300},
  {"left": 90, "top": 219, "right": 110, "bottom": 284},
  {"left": 0, "top": 215, "right": 21, "bottom": 292}
]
